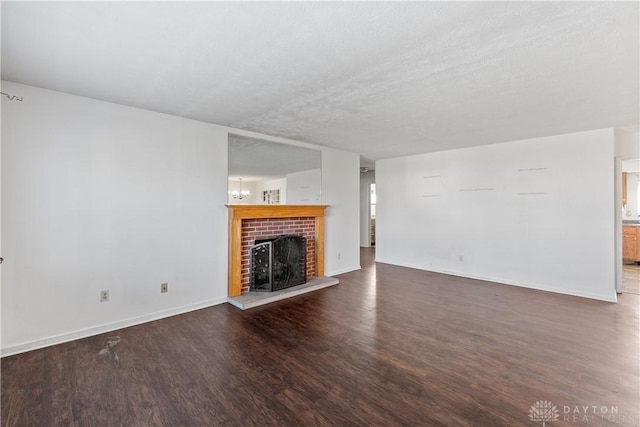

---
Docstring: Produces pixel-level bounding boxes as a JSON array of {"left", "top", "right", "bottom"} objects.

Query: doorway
[
  {"left": 621, "top": 158, "right": 640, "bottom": 295},
  {"left": 370, "top": 183, "right": 376, "bottom": 246},
  {"left": 360, "top": 168, "right": 375, "bottom": 248}
]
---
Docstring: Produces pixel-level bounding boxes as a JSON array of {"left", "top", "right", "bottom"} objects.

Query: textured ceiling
[
  {"left": 228, "top": 134, "right": 321, "bottom": 181},
  {"left": 2, "top": 2, "right": 638, "bottom": 167}
]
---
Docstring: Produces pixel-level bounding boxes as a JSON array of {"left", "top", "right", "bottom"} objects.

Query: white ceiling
[
  {"left": 2, "top": 2, "right": 638, "bottom": 167},
  {"left": 228, "top": 134, "right": 321, "bottom": 181}
]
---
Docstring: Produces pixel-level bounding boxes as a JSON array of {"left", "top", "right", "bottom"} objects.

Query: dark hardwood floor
[{"left": 3, "top": 248, "right": 639, "bottom": 426}]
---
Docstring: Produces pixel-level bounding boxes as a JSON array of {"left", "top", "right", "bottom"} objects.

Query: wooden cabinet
[{"left": 623, "top": 226, "right": 639, "bottom": 262}]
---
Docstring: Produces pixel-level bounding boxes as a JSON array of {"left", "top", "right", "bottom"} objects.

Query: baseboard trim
[
  {"left": 1, "top": 297, "right": 228, "bottom": 358},
  {"left": 374, "top": 258, "right": 617, "bottom": 303},
  {"left": 326, "top": 265, "right": 361, "bottom": 276}
]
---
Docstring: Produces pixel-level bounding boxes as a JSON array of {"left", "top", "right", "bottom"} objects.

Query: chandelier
[{"left": 231, "top": 178, "right": 250, "bottom": 200}]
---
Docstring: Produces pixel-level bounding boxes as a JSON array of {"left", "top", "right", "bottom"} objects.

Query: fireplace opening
[{"left": 250, "top": 234, "right": 307, "bottom": 292}]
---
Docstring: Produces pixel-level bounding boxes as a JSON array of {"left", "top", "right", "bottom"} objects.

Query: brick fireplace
[
  {"left": 227, "top": 205, "right": 328, "bottom": 297},
  {"left": 242, "top": 218, "right": 315, "bottom": 293}
]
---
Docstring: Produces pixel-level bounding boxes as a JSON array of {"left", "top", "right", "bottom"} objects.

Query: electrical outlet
[
  {"left": 100, "top": 290, "right": 109, "bottom": 302},
  {"left": 161, "top": 283, "right": 168, "bottom": 293}
]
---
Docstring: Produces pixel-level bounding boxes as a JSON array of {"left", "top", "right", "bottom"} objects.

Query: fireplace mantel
[{"left": 227, "top": 205, "right": 329, "bottom": 297}]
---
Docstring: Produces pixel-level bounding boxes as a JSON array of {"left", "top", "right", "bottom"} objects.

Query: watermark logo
[
  {"left": 529, "top": 401, "right": 638, "bottom": 424},
  {"left": 529, "top": 400, "right": 559, "bottom": 426}
]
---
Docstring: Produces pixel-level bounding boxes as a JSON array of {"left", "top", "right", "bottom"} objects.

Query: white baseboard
[
  {"left": 1, "top": 297, "right": 228, "bottom": 357},
  {"left": 326, "top": 265, "right": 361, "bottom": 276},
  {"left": 374, "top": 258, "right": 617, "bottom": 303}
]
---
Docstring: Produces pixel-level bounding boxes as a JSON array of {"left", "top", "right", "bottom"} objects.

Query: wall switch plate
[
  {"left": 100, "top": 290, "right": 109, "bottom": 302},
  {"left": 161, "top": 283, "right": 168, "bottom": 293}
]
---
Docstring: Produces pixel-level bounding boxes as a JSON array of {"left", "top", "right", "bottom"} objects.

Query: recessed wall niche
[{"left": 227, "top": 134, "right": 322, "bottom": 205}]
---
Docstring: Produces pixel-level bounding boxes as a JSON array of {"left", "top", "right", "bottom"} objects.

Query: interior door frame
[{"left": 615, "top": 157, "right": 623, "bottom": 294}]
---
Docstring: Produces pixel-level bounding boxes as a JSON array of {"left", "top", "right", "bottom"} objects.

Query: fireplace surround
[{"left": 227, "top": 205, "right": 328, "bottom": 297}]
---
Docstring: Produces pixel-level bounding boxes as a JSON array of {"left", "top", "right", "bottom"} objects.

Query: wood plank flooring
[
  {"left": 2, "top": 248, "right": 639, "bottom": 426},
  {"left": 623, "top": 264, "right": 640, "bottom": 295}
]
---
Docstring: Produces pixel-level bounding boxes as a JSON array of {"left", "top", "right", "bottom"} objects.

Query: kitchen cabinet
[{"left": 623, "top": 226, "right": 639, "bottom": 262}]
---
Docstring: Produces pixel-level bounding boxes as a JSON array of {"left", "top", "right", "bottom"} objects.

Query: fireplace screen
[{"left": 250, "top": 235, "right": 307, "bottom": 292}]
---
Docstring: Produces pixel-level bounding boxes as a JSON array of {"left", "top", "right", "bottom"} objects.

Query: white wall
[
  {"left": 360, "top": 171, "right": 375, "bottom": 247},
  {"left": 1, "top": 81, "right": 363, "bottom": 355},
  {"left": 623, "top": 173, "right": 639, "bottom": 219},
  {"left": 621, "top": 157, "right": 640, "bottom": 220},
  {"left": 376, "top": 128, "right": 617, "bottom": 302},
  {"left": 322, "top": 149, "right": 361, "bottom": 275},
  {"left": 286, "top": 168, "right": 321, "bottom": 204},
  {"left": 255, "top": 178, "right": 287, "bottom": 204},
  {"left": 614, "top": 129, "right": 640, "bottom": 159},
  {"left": 0, "top": 82, "right": 3, "bottom": 354},
  {"left": 1, "top": 81, "right": 229, "bottom": 355}
]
